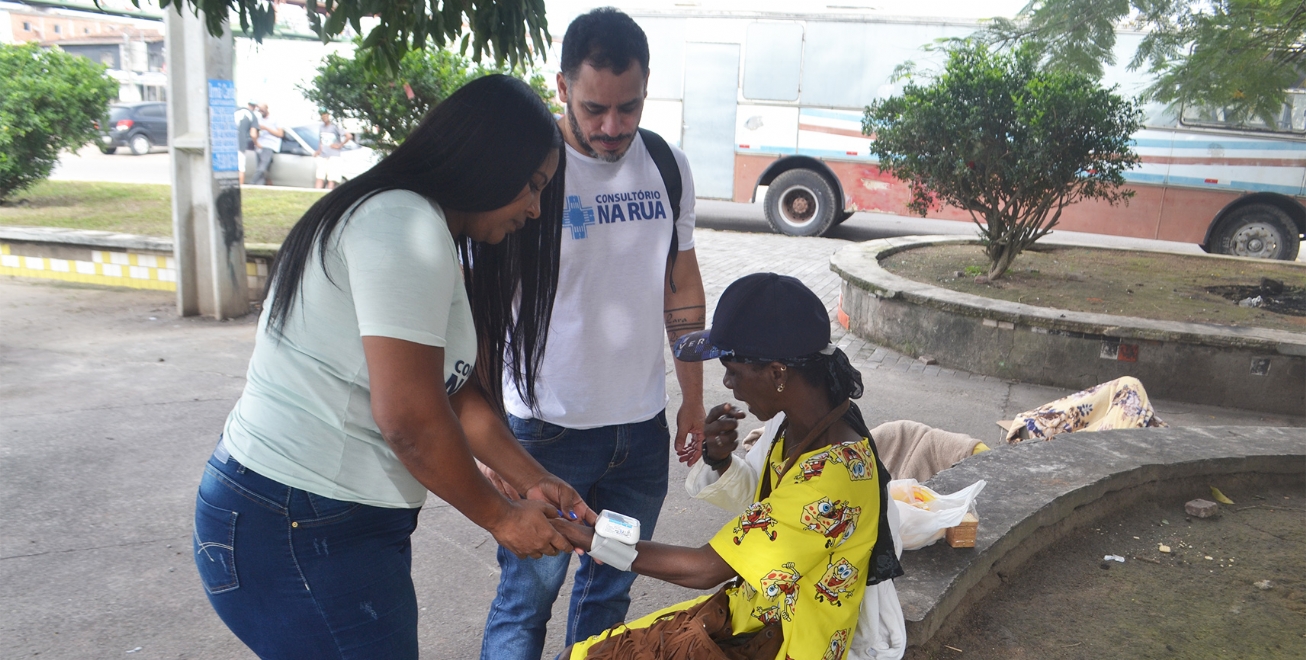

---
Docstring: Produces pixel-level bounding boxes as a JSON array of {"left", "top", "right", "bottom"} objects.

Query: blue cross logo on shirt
[{"left": 563, "top": 195, "right": 596, "bottom": 239}]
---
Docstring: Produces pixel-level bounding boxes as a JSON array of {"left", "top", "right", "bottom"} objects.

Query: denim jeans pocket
[
  {"left": 510, "top": 416, "right": 569, "bottom": 446},
  {"left": 193, "top": 493, "right": 239, "bottom": 594},
  {"left": 653, "top": 410, "right": 669, "bottom": 431},
  {"left": 300, "top": 491, "right": 362, "bottom": 526}
]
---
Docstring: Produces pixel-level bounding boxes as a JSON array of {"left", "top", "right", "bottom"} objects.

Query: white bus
[{"left": 627, "top": 9, "right": 1306, "bottom": 260}]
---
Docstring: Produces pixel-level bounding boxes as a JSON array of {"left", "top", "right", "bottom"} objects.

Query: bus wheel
[
  {"left": 1213, "top": 204, "right": 1301, "bottom": 261},
  {"left": 765, "top": 169, "right": 837, "bottom": 237}
]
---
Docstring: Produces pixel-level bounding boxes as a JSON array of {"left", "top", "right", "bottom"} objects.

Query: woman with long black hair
[{"left": 192, "top": 75, "right": 592, "bottom": 659}]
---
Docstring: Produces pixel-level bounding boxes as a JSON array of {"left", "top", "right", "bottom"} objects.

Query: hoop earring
[{"left": 776, "top": 382, "right": 785, "bottom": 393}]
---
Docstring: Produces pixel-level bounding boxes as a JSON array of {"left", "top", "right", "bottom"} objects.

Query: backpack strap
[{"left": 638, "top": 128, "right": 683, "bottom": 293}]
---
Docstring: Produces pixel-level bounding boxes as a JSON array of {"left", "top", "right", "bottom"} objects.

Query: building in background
[
  {"left": 2, "top": 0, "right": 166, "bottom": 101},
  {"left": 1, "top": 0, "right": 356, "bottom": 121}
]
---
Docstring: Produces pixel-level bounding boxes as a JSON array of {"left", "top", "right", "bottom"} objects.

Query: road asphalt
[{"left": 2, "top": 222, "right": 1299, "bottom": 659}]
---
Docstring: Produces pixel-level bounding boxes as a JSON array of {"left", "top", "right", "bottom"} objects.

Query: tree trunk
[{"left": 988, "top": 243, "right": 1019, "bottom": 280}]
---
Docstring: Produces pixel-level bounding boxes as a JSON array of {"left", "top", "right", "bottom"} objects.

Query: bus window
[
  {"left": 743, "top": 22, "right": 803, "bottom": 102},
  {"left": 1180, "top": 91, "right": 1306, "bottom": 134}
]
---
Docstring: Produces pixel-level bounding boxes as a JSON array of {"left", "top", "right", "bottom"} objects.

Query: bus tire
[
  {"left": 1212, "top": 203, "right": 1301, "bottom": 261},
  {"left": 765, "top": 169, "right": 838, "bottom": 237}
]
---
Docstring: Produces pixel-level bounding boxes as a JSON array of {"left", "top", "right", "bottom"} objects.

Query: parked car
[
  {"left": 243, "top": 125, "right": 379, "bottom": 188},
  {"left": 97, "top": 102, "right": 168, "bottom": 155}
]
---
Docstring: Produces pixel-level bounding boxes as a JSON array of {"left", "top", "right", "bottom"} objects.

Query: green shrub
[
  {"left": 0, "top": 43, "right": 117, "bottom": 200},
  {"left": 864, "top": 43, "right": 1143, "bottom": 279},
  {"left": 301, "top": 40, "right": 558, "bottom": 154}
]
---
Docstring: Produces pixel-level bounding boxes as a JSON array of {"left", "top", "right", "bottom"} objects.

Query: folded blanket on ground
[{"left": 870, "top": 420, "right": 984, "bottom": 483}]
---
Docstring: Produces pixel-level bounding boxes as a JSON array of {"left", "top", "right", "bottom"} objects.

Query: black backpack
[
  {"left": 236, "top": 109, "right": 256, "bottom": 151},
  {"left": 637, "top": 128, "right": 684, "bottom": 292}
]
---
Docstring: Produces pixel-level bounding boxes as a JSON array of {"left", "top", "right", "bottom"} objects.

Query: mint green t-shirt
[{"left": 223, "top": 190, "right": 477, "bottom": 508}]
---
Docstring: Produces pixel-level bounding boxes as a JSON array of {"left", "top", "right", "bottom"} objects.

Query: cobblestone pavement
[{"left": 694, "top": 228, "right": 996, "bottom": 383}]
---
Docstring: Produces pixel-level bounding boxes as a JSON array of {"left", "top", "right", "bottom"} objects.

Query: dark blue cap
[{"left": 673, "top": 273, "right": 830, "bottom": 362}]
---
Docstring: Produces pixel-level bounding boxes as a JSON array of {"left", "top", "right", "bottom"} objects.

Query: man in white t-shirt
[
  {"left": 251, "top": 103, "right": 283, "bottom": 186},
  {"left": 481, "top": 8, "right": 708, "bottom": 660},
  {"left": 313, "top": 110, "right": 350, "bottom": 190}
]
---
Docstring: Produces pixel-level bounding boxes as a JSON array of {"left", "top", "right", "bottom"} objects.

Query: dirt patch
[
  {"left": 908, "top": 481, "right": 1306, "bottom": 660},
  {"left": 1205, "top": 280, "right": 1306, "bottom": 317},
  {"left": 880, "top": 244, "right": 1306, "bottom": 334}
]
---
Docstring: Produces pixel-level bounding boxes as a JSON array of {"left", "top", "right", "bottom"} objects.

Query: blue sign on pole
[{"left": 208, "top": 79, "right": 239, "bottom": 172}]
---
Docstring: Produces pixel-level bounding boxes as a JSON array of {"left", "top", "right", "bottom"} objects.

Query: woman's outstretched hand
[
  {"left": 549, "top": 517, "right": 596, "bottom": 554},
  {"left": 523, "top": 474, "right": 598, "bottom": 525},
  {"left": 703, "top": 403, "right": 746, "bottom": 465},
  {"left": 488, "top": 499, "right": 574, "bottom": 560}
]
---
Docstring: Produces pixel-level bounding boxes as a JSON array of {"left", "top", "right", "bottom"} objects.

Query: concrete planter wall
[
  {"left": 1, "top": 227, "right": 275, "bottom": 302},
  {"left": 832, "top": 237, "right": 1306, "bottom": 416}
]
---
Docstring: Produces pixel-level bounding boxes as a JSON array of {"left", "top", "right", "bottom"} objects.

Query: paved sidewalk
[{"left": 1, "top": 228, "right": 1298, "bottom": 659}]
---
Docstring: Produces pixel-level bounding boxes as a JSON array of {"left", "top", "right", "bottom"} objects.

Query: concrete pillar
[{"left": 165, "top": 10, "right": 248, "bottom": 319}]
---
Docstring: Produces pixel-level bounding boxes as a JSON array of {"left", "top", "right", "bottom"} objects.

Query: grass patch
[
  {"left": 0, "top": 180, "right": 322, "bottom": 244},
  {"left": 882, "top": 243, "right": 1306, "bottom": 334}
]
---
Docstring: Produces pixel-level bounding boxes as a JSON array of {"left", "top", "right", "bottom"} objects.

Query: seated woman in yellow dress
[{"left": 549, "top": 273, "right": 902, "bottom": 660}]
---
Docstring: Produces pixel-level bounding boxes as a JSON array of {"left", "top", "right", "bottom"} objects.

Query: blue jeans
[
  {"left": 481, "top": 412, "right": 671, "bottom": 660},
  {"left": 194, "top": 439, "right": 421, "bottom": 659}
]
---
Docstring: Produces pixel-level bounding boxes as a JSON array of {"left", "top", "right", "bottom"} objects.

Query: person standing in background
[
  {"left": 251, "top": 102, "right": 283, "bottom": 186},
  {"left": 314, "top": 110, "right": 351, "bottom": 190},
  {"left": 233, "top": 101, "right": 257, "bottom": 185}
]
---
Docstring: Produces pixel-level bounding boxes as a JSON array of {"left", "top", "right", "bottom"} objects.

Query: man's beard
[{"left": 567, "top": 105, "right": 633, "bottom": 163}]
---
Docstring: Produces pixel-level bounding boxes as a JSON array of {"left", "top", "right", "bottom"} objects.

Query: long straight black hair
[{"left": 265, "top": 74, "right": 565, "bottom": 413}]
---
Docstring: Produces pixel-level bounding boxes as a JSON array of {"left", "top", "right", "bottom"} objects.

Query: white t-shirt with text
[{"left": 503, "top": 133, "right": 696, "bottom": 429}]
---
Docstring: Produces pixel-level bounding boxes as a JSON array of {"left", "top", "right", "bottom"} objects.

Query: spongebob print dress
[{"left": 570, "top": 435, "right": 880, "bottom": 660}]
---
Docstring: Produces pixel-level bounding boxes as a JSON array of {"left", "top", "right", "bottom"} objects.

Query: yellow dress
[{"left": 571, "top": 435, "right": 881, "bottom": 660}]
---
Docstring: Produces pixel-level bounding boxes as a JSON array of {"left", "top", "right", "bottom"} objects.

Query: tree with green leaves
[
  {"left": 0, "top": 43, "right": 118, "bottom": 201},
  {"left": 982, "top": 0, "right": 1306, "bottom": 127},
  {"left": 136, "top": 0, "right": 549, "bottom": 71},
  {"left": 301, "top": 42, "right": 558, "bottom": 154},
  {"left": 864, "top": 42, "right": 1143, "bottom": 279}
]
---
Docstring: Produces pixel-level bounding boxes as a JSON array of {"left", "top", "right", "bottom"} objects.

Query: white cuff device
[{"left": 588, "top": 510, "right": 640, "bottom": 571}]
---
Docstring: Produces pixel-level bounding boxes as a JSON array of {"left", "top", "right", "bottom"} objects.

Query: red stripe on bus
[{"left": 798, "top": 123, "right": 869, "bottom": 140}]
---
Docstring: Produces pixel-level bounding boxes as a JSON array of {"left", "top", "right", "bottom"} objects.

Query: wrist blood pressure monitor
[{"left": 588, "top": 510, "right": 640, "bottom": 571}]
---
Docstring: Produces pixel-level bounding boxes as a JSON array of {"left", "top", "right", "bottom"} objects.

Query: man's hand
[
  {"left": 478, "top": 461, "right": 522, "bottom": 499},
  {"left": 486, "top": 499, "right": 573, "bottom": 560},
  {"left": 675, "top": 400, "right": 706, "bottom": 466},
  {"left": 522, "top": 474, "right": 597, "bottom": 525}
]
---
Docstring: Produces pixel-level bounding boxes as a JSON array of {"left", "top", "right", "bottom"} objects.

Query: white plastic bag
[{"left": 889, "top": 478, "right": 986, "bottom": 550}]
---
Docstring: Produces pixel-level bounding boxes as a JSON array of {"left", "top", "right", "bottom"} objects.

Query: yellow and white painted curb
[
  {"left": 1, "top": 234, "right": 273, "bottom": 300},
  {"left": 1, "top": 244, "right": 177, "bottom": 291}
]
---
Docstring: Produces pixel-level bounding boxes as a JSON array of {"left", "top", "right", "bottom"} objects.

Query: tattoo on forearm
[{"left": 665, "top": 305, "right": 706, "bottom": 339}]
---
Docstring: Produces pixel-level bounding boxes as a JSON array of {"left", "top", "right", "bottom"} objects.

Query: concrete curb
[
  {"left": 0, "top": 226, "right": 174, "bottom": 253},
  {"left": 832, "top": 236, "right": 1306, "bottom": 355},
  {"left": 831, "top": 236, "right": 1306, "bottom": 414},
  {"left": 900, "top": 425, "right": 1306, "bottom": 647}
]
